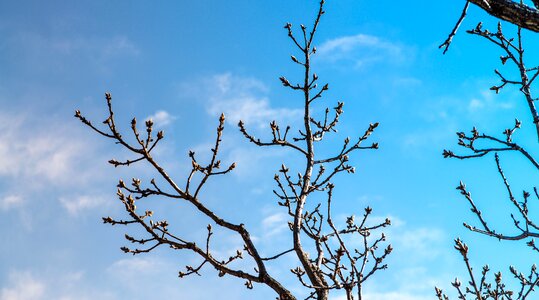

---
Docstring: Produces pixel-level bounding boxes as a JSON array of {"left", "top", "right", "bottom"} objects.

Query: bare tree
[
  {"left": 437, "top": 1, "right": 539, "bottom": 298},
  {"left": 75, "top": 1, "right": 391, "bottom": 299}
]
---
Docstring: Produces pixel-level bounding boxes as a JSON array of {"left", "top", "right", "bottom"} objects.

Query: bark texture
[{"left": 468, "top": 0, "right": 539, "bottom": 32}]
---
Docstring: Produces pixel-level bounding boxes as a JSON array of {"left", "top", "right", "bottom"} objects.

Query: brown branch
[
  {"left": 468, "top": 0, "right": 539, "bottom": 32},
  {"left": 440, "top": 1, "right": 470, "bottom": 54},
  {"left": 437, "top": 239, "right": 539, "bottom": 299},
  {"left": 79, "top": 1, "right": 387, "bottom": 299}
]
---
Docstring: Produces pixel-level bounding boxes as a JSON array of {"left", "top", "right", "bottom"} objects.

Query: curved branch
[{"left": 468, "top": 0, "right": 539, "bottom": 32}]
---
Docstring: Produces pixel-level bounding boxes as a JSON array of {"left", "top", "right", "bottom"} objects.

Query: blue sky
[{"left": 1, "top": 1, "right": 538, "bottom": 299}]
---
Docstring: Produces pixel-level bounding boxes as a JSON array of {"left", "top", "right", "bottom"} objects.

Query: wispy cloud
[
  {"left": 391, "top": 227, "right": 445, "bottom": 260},
  {"left": 316, "top": 34, "right": 411, "bottom": 69},
  {"left": 59, "top": 195, "right": 109, "bottom": 216},
  {"left": 0, "top": 107, "right": 116, "bottom": 225},
  {"left": 421, "top": 82, "right": 517, "bottom": 125},
  {"left": 1, "top": 271, "right": 46, "bottom": 300},
  {"left": 3, "top": 30, "right": 139, "bottom": 75},
  {"left": 261, "top": 212, "right": 289, "bottom": 238},
  {"left": 145, "top": 110, "right": 175, "bottom": 127},
  {"left": 0, "top": 120, "right": 52, "bottom": 179},
  {"left": 0, "top": 194, "right": 23, "bottom": 211},
  {"left": 180, "top": 73, "right": 302, "bottom": 128},
  {"left": 259, "top": 212, "right": 450, "bottom": 299},
  {"left": 385, "top": 221, "right": 452, "bottom": 295},
  {"left": 345, "top": 214, "right": 445, "bottom": 262},
  {"left": 209, "top": 73, "right": 302, "bottom": 128},
  {"left": 175, "top": 72, "right": 303, "bottom": 178},
  {"left": 105, "top": 256, "right": 187, "bottom": 298},
  {"left": 357, "top": 263, "right": 453, "bottom": 300},
  {"left": 107, "top": 257, "right": 165, "bottom": 275},
  {"left": 398, "top": 79, "right": 520, "bottom": 154},
  {"left": 467, "top": 89, "right": 514, "bottom": 112},
  {"left": 48, "top": 35, "right": 139, "bottom": 57},
  {"left": 333, "top": 214, "right": 452, "bottom": 299},
  {"left": 375, "top": 215, "right": 446, "bottom": 261},
  {"left": 0, "top": 111, "right": 100, "bottom": 185},
  {"left": 0, "top": 270, "right": 117, "bottom": 300}
]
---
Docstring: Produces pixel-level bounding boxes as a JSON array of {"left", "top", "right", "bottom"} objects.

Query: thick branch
[{"left": 468, "top": 0, "right": 539, "bottom": 32}]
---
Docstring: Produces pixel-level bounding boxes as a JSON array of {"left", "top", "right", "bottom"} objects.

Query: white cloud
[
  {"left": 50, "top": 35, "right": 139, "bottom": 57},
  {"left": 261, "top": 212, "right": 289, "bottom": 238},
  {"left": 59, "top": 195, "right": 108, "bottom": 216},
  {"left": 0, "top": 270, "right": 115, "bottom": 300},
  {"left": 27, "top": 137, "right": 85, "bottom": 183},
  {"left": 223, "top": 139, "right": 291, "bottom": 177},
  {"left": 5, "top": 32, "right": 139, "bottom": 74},
  {"left": 468, "top": 98, "right": 484, "bottom": 110},
  {"left": 338, "top": 214, "right": 446, "bottom": 264},
  {"left": 184, "top": 73, "right": 302, "bottom": 128},
  {"left": 467, "top": 89, "right": 513, "bottom": 112},
  {"left": 367, "top": 214, "right": 405, "bottom": 228},
  {"left": 421, "top": 82, "right": 517, "bottom": 126},
  {"left": 392, "top": 227, "right": 445, "bottom": 260},
  {"left": 0, "top": 195, "right": 23, "bottom": 211},
  {"left": 330, "top": 263, "right": 448, "bottom": 300},
  {"left": 416, "top": 75, "right": 535, "bottom": 165},
  {"left": 146, "top": 110, "right": 175, "bottom": 127},
  {"left": 213, "top": 72, "right": 268, "bottom": 94},
  {"left": 187, "top": 133, "right": 291, "bottom": 180},
  {"left": 210, "top": 73, "right": 302, "bottom": 128},
  {"left": 401, "top": 82, "right": 519, "bottom": 154},
  {"left": 357, "top": 264, "right": 453, "bottom": 300},
  {"left": 319, "top": 34, "right": 392, "bottom": 53},
  {"left": 0, "top": 111, "right": 97, "bottom": 185},
  {"left": 377, "top": 216, "right": 445, "bottom": 261},
  {"left": 105, "top": 256, "right": 188, "bottom": 298},
  {"left": 107, "top": 257, "right": 163, "bottom": 275},
  {"left": 176, "top": 73, "right": 304, "bottom": 178},
  {"left": 316, "top": 34, "right": 410, "bottom": 69},
  {"left": 209, "top": 95, "right": 300, "bottom": 129},
  {"left": 0, "top": 271, "right": 46, "bottom": 300},
  {"left": 0, "top": 108, "right": 115, "bottom": 225}
]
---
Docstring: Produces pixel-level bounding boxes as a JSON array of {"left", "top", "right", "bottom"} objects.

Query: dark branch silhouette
[
  {"left": 438, "top": 2, "right": 539, "bottom": 299},
  {"left": 468, "top": 0, "right": 539, "bottom": 33},
  {"left": 76, "top": 2, "right": 389, "bottom": 299},
  {"left": 436, "top": 239, "right": 539, "bottom": 300}
]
